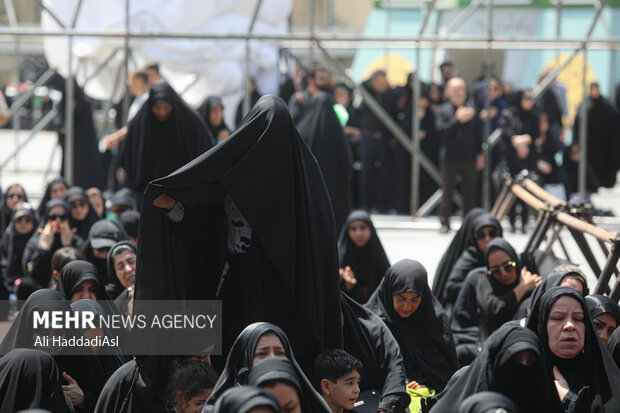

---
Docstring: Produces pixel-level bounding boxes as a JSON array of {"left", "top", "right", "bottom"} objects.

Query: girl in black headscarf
[
  {"left": 1, "top": 183, "right": 28, "bottom": 233},
  {"left": 297, "top": 91, "right": 353, "bottom": 232},
  {"left": 514, "top": 265, "right": 589, "bottom": 320},
  {"left": 433, "top": 208, "right": 485, "bottom": 306},
  {"left": 66, "top": 187, "right": 100, "bottom": 240},
  {"left": 527, "top": 287, "right": 620, "bottom": 412},
  {"left": 121, "top": 79, "right": 215, "bottom": 195},
  {"left": 337, "top": 210, "right": 390, "bottom": 304},
  {"left": 366, "top": 259, "right": 457, "bottom": 392},
  {"left": 340, "top": 293, "right": 410, "bottom": 413},
  {"left": 451, "top": 238, "right": 540, "bottom": 365},
  {"left": 0, "top": 348, "right": 72, "bottom": 413},
  {"left": 586, "top": 294, "right": 620, "bottom": 346},
  {"left": 443, "top": 212, "right": 502, "bottom": 310},
  {"left": 213, "top": 386, "right": 281, "bottom": 413},
  {"left": 22, "top": 199, "right": 84, "bottom": 289},
  {"left": 199, "top": 96, "right": 231, "bottom": 143},
  {"left": 457, "top": 391, "right": 519, "bottom": 413},
  {"left": 248, "top": 357, "right": 331, "bottom": 413},
  {"left": 1, "top": 202, "right": 37, "bottom": 282},
  {"left": 430, "top": 322, "right": 562, "bottom": 413},
  {"left": 36, "top": 177, "right": 69, "bottom": 221}
]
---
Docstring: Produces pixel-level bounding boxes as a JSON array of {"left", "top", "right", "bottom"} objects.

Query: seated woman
[
  {"left": 586, "top": 294, "right": 620, "bottom": 346},
  {"left": 0, "top": 348, "right": 72, "bottom": 412},
  {"left": 514, "top": 265, "right": 589, "bottom": 320},
  {"left": 430, "top": 322, "right": 562, "bottom": 413},
  {"left": 86, "top": 187, "right": 107, "bottom": 218},
  {"left": 66, "top": 186, "right": 101, "bottom": 240},
  {"left": 36, "top": 177, "right": 69, "bottom": 220},
  {"left": 165, "top": 359, "right": 218, "bottom": 413},
  {"left": 106, "top": 241, "right": 137, "bottom": 316},
  {"left": 366, "top": 259, "right": 457, "bottom": 394},
  {"left": 457, "top": 391, "right": 519, "bottom": 413},
  {"left": 1, "top": 202, "right": 37, "bottom": 284},
  {"left": 1, "top": 183, "right": 29, "bottom": 233},
  {"left": 248, "top": 357, "right": 331, "bottom": 413},
  {"left": 443, "top": 212, "right": 502, "bottom": 310},
  {"left": 213, "top": 386, "right": 282, "bottom": 413},
  {"left": 340, "top": 293, "right": 409, "bottom": 413},
  {"left": 337, "top": 210, "right": 390, "bottom": 303},
  {"left": 22, "top": 199, "right": 84, "bottom": 289},
  {"left": 527, "top": 287, "right": 620, "bottom": 411},
  {"left": 451, "top": 238, "right": 541, "bottom": 366}
]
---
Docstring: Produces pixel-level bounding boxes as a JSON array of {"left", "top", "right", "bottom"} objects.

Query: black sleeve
[
  {"left": 22, "top": 234, "right": 53, "bottom": 286},
  {"left": 436, "top": 105, "right": 460, "bottom": 140}
]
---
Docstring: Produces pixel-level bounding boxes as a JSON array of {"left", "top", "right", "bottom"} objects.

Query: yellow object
[
  {"left": 407, "top": 386, "right": 436, "bottom": 413},
  {"left": 362, "top": 53, "right": 414, "bottom": 86}
]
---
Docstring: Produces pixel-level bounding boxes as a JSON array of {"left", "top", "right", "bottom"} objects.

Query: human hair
[
  {"left": 134, "top": 70, "right": 148, "bottom": 84},
  {"left": 51, "top": 247, "right": 85, "bottom": 272},
  {"left": 146, "top": 63, "right": 160, "bottom": 74},
  {"left": 166, "top": 360, "right": 218, "bottom": 411},
  {"left": 313, "top": 349, "right": 362, "bottom": 389}
]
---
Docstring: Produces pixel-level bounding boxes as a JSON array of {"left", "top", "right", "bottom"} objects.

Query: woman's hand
[
  {"left": 153, "top": 193, "right": 176, "bottom": 210},
  {"left": 339, "top": 266, "right": 357, "bottom": 291},
  {"left": 60, "top": 222, "right": 76, "bottom": 246},
  {"left": 62, "top": 372, "right": 85, "bottom": 408},
  {"left": 38, "top": 223, "right": 54, "bottom": 250}
]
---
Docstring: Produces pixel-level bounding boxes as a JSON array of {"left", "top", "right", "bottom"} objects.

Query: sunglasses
[
  {"left": 488, "top": 260, "right": 517, "bottom": 277},
  {"left": 7, "top": 193, "right": 24, "bottom": 200},
  {"left": 47, "top": 213, "right": 68, "bottom": 221},
  {"left": 474, "top": 229, "right": 499, "bottom": 240}
]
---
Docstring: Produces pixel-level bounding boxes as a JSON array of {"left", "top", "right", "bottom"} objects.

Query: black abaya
[{"left": 212, "top": 386, "right": 281, "bottom": 413}]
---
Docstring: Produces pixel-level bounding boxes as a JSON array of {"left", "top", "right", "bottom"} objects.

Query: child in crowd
[{"left": 314, "top": 349, "right": 362, "bottom": 413}]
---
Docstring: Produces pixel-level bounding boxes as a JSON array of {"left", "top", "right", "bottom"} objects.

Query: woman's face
[
  {"left": 47, "top": 205, "right": 69, "bottom": 233},
  {"left": 559, "top": 276, "right": 583, "bottom": 295},
  {"left": 50, "top": 182, "right": 67, "bottom": 200},
  {"left": 264, "top": 383, "right": 302, "bottom": 413},
  {"left": 208, "top": 105, "right": 223, "bottom": 127},
  {"left": 474, "top": 225, "right": 499, "bottom": 253},
  {"left": 70, "top": 199, "right": 89, "bottom": 221},
  {"left": 348, "top": 220, "right": 371, "bottom": 248},
  {"left": 14, "top": 215, "right": 34, "bottom": 235},
  {"left": 253, "top": 332, "right": 287, "bottom": 366},
  {"left": 86, "top": 189, "right": 105, "bottom": 217},
  {"left": 487, "top": 249, "right": 518, "bottom": 286},
  {"left": 113, "top": 250, "right": 137, "bottom": 288},
  {"left": 592, "top": 313, "right": 617, "bottom": 346},
  {"left": 179, "top": 389, "right": 212, "bottom": 413},
  {"left": 547, "top": 296, "right": 586, "bottom": 359},
  {"left": 521, "top": 91, "right": 534, "bottom": 111},
  {"left": 152, "top": 103, "right": 173, "bottom": 122},
  {"left": 392, "top": 292, "right": 422, "bottom": 319},
  {"left": 5, "top": 185, "right": 25, "bottom": 210},
  {"left": 71, "top": 279, "right": 97, "bottom": 302}
]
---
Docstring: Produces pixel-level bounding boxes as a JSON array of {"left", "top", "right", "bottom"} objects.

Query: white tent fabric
[{"left": 42, "top": 0, "right": 292, "bottom": 125}]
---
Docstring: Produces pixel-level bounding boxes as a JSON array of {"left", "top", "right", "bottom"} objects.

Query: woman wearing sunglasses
[
  {"left": 451, "top": 238, "right": 541, "bottom": 366},
  {"left": 22, "top": 199, "right": 84, "bottom": 291},
  {"left": 1, "top": 183, "right": 28, "bottom": 234}
]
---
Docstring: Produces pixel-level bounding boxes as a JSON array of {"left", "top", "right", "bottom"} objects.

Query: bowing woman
[
  {"left": 121, "top": 79, "right": 215, "bottom": 195},
  {"left": 527, "top": 287, "right": 620, "bottom": 412},
  {"left": 366, "top": 259, "right": 457, "bottom": 394},
  {"left": 451, "top": 238, "right": 540, "bottom": 365},
  {"left": 337, "top": 210, "right": 390, "bottom": 304},
  {"left": 137, "top": 95, "right": 342, "bottom": 368},
  {"left": 586, "top": 294, "right": 620, "bottom": 347},
  {"left": 213, "top": 386, "right": 282, "bottom": 413}
]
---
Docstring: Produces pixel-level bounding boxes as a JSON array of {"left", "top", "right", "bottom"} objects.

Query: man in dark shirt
[
  {"left": 288, "top": 67, "right": 333, "bottom": 123},
  {"left": 436, "top": 77, "right": 484, "bottom": 232}
]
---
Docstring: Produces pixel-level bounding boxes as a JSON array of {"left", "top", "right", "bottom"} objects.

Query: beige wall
[{"left": 291, "top": 0, "right": 372, "bottom": 30}]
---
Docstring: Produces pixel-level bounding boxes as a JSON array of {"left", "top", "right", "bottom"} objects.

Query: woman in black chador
[
  {"left": 134, "top": 95, "right": 342, "bottom": 370},
  {"left": 121, "top": 79, "right": 215, "bottom": 195},
  {"left": 297, "top": 91, "right": 353, "bottom": 232}
]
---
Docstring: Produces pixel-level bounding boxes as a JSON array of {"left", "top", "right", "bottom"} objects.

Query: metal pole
[
  {"left": 122, "top": 0, "right": 130, "bottom": 125},
  {"left": 309, "top": 0, "right": 315, "bottom": 63},
  {"left": 482, "top": 0, "right": 493, "bottom": 210},
  {"left": 578, "top": 47, "right": 588, "bottom": 202},
  {"left": 244, "top": 0, "right": 263, "bottom": 116},
  {"left": 411, "top": 49, "right": 421, "bottom": 214},
  {"left": 594, "top": 240, "right": 620, "bottom": 295}
]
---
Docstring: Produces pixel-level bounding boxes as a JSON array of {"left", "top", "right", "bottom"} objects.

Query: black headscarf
[
  {"left": 121, "top": 79, "right": 215, "bottom": 194},
  {"left": 586, "top": 294, "right": 620, "bottom": 326},
  {"left": 526, "top": 287, "right": 620, "bottom": 412},
  {"left": 366, "top": 259, "right": 457, "bottom": 391},
  {"left": 432, "top": 322, "right": 562, "bottom": 413},
  {"left": 1, "top": 202, "right": 37, "bottom": 280},
  {"left": 207, "top": 322, "right": 296, "bottom": 405},
  {"left": 66, "top": 186, "right": 100, "bottom": 240},
  {"left": 340, "top": 293, "right": 409, "bottom": 413},
  {"left": 514, "top": 265, "right": 588, "bottom": 320},
  {"left": 607, "top": 327, "right": 620, "bottom": 369},
  {"left": 500, "top": 89, "right": 539, "bottom": 175},
  {"left": 433, "top": 208, "right": 485, "bottom": 305},
  {"left": 475, "top": 238, "right": 525, "bottom": 340},
  {"left": 247, "top": 357, "right": 330, "bottom": 413},
  {"left": 118, "top": 211, "right": 139, "bottom": 240},
  {"left": 36, "top": 177, "right": 69, "bottom": 221},
  {"left": 337, "top": 210, "right": 390, "bottom": 303},
  {"left": 457, "top": 391, "right": 519, "bottom": 413},
  {"left": 1, "top": 183, "right": 29, "bottom": 234},
  {"left": 296, "top": 91, "right": 353, "bottom": 232},
  {"left": 134, "top": 95, "right": 342, "bottom": 366},
  {"left": 444, "top": 212, "right": 503, "bottom": 308},
  {"left": 212, "top": 386, "right": 281, "bottom": 413},
  {"left": 0, "top": 349, "right": 71, "bottom": 413},
  {"left": 198, "top": 96, "right": 231, "bottom": 138}
]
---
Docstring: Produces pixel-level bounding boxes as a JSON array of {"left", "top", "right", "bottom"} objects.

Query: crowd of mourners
[{"left": 0, "top": 59, "right": 620, "bottom": 413}]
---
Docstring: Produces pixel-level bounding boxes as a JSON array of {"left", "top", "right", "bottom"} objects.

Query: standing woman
[
  {"left": 199, "top": 96, "right": 231, "bottom": 143},
  {"left": 366, "top": 259, "right": 457, "bottom": 394},
  {"left": 0, "top": 183, "right": 28, "bottom": 233},
  {"left": 337, "top": 210, "right": 390, "bottom": 303},
  {"left": 527, "top": 287, "right": 620, "bottom": 411}
]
